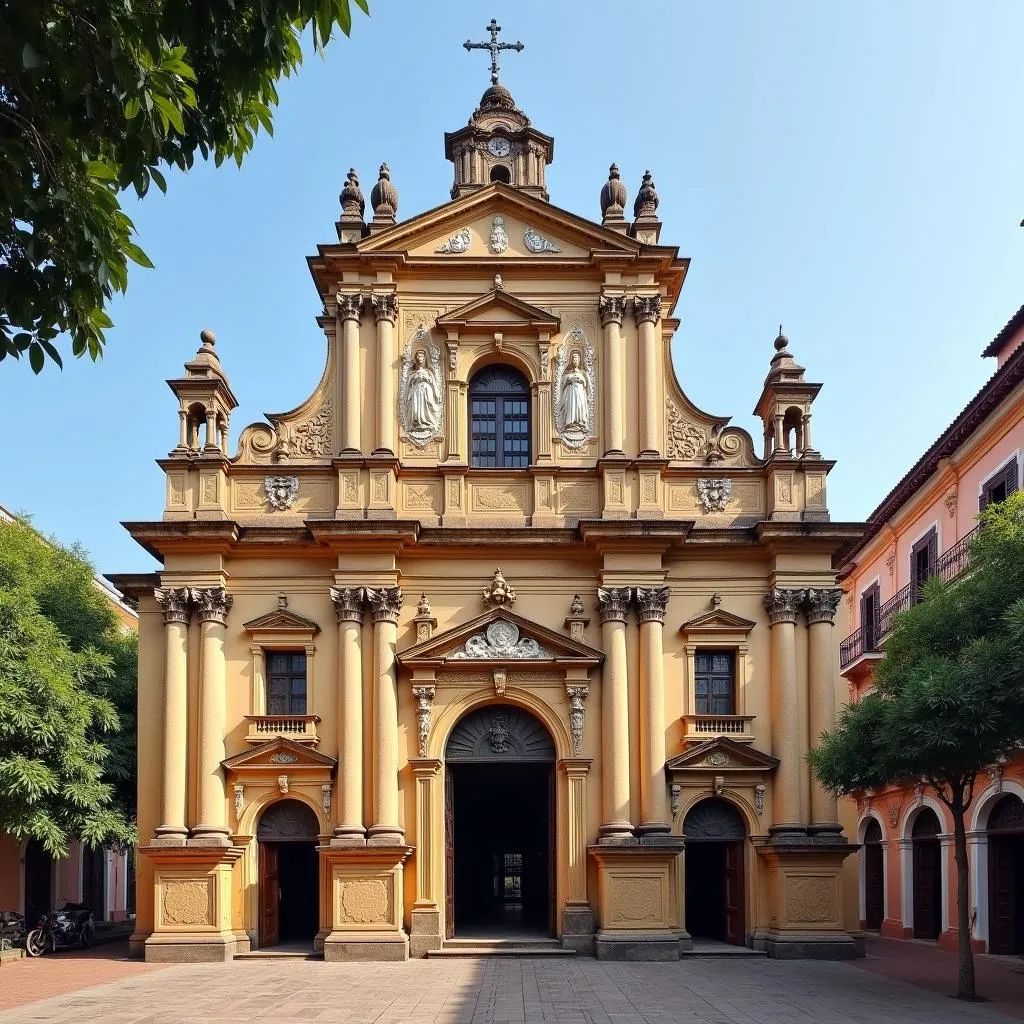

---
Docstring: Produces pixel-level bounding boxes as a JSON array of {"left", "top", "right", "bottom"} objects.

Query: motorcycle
[{"left": 25, "top": 903, "right": 96, "bottom": 956}]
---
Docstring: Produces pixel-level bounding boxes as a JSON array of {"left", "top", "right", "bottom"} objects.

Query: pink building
[{"left": 837, "top": 306, "right": 1024, "bottom": 956}]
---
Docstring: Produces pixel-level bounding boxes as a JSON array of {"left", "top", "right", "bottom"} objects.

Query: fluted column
[
  {"left": 191, "top": 586, "right": 233, "bottom": 845},
  {"left": 634, "top": 586, "right": 671, "bottom": 836},
  {"left": 365, "top": 586, "right": 404, "bottom": 845},
  {"left": 763, "top": 588, "right": 806, "bottom": 837},
  {"left": 154, "top": 587, "right": 191, "bottom": 844},
  {"left": 599, "top": 295, "right": 627, "bottom": 456},
  {"left": 330, "top": 586, "right": 366, "bottom": 844},
  {"left": 805, "top": 588, "right": 843, "bottom": 835},
  {"left": 633, "top": 295, "right": 662, "bottom": 456},
  {"left": 371, "top": 293, "right": 399, "bottom": 456},
  {"left": 597, "top": 587, "right": 633, "bottom": 840},
  {"left": 337, "top": 293, "right": 364, "bottom": 454}
]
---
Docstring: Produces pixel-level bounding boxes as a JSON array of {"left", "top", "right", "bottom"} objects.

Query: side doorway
[
  {"left": 863, "top": 819, "right": 884, "bottom": 931},
  {"left": 256, "top": 799, "right": 320, "bottom": 948},
  {"left": 987, "top": 794, "right": 1024, "bottom": 955},
  {"left": 683, "top": 798, "right": 747, "bottom": 946}
]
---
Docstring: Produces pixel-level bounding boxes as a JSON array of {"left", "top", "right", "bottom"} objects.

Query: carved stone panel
[
  {"left": 337, "top": 877, "right": 393, "bottom": 924},
  {"left": 785, "top": 876, "right": 837, "bottom": 925},
  {"left": 609, "top": 877, "right": 662, "bottom": 924},
  {"left": 161, "top": 878, "right": 213, "bottom": 927}
]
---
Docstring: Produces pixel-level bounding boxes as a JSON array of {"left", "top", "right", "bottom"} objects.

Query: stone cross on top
[{"left": 464, "top": 18, "right": 524, "bottom": 85}]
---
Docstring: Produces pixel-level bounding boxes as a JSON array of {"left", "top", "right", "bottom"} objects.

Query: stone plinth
[{"left": 321, "top": 845, "right": 412, "bottom": 961}]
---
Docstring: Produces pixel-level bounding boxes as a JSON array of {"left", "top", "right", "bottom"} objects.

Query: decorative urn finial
[
  {"left": 371, "top": 163, "right": 399, "bottom": 220},
  {"left": 633, "top": 169, "right": 659, "bottom": 219},
  {"left": 774, "top": 324, "right": 789, "bottom": 352},
  {"left": 601, "top": 164, "right": 627, "bottom": 219},
  {"left": 340, "top": 168, "right": 365, "bottom": 218}
]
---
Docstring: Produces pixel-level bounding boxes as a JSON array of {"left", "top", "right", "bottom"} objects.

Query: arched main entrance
[
  {"left": 911, "top": 808, "right": 942, "bottom": 940},
  {"left": 987, "top": 793, "right": 1024, "bottom": 954},
  {"left": 683, "top": 798, "right": 746, "bottom": 946},
  {"left": 863, "top": 818, "right": 884, "bottom": 930},
  {"left": 256, "top": 799, "right": 320, "bottom": 948},
  {"left": 444, "top": 705, "right": 555, "bottom": 937}
]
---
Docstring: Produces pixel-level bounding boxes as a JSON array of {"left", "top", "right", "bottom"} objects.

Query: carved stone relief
[
  {"left": 666, "top": 400, "right": 709, "bottom": 460},
  {"left": 162, "top": 879, "right": 212, "bottom": 927},
  {"left": 435, "top": 228, "right": 471, "bottom": 254},
  {"left": 290, "top": 400, "right": 333, "bottom": 459},
  {"left": 553, "top": 327, "right": 596, "bottom": 450},
  {"left": 482, "top": 568, "right": 517, "bottom": 609},
  {"left": 338, "top": 878, "right": 392, "bottom": 924},
  {"left": 412, "top": 684, "right": 435, "bottom": 758},
  {"left": 445, "top": 705, "right": 555, "bottom": 762},
  {"left": 488, "top": 216, "right": 509, "bottom": 254},
  {"left": 696, "top": 478, "right": 732, "bottom": 514},
  {"left": 785, "top": 877, "right": 836, "bottom": 924},
  {"left": 451, "top": 620, "right": 549, "bottom": 660},
  {"left": 610, "top": 878, "right": 662, "bottom": 924},
  {"left": 264, "top": 475, "right": 299, "bottom": 510},
  {"left": 566, "top": 684, "right": 589, "bottom": 756},
  {"left": 398, "top": 330, "right": 444, "bottom": 447},
  {"left": 523, "top": 226, "right": 561, "bottom": 253}
]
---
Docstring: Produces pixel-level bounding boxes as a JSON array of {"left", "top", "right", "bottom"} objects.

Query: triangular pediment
[
  {"left": 242, "top": 607, "right": 320, "bottom": 635},
  {"left": 222, "top": 736, "right": 336, "bottom": 772},
  {"left": 679, "top": 607, "right": 756, "bottom": 636},
  {"left": 356, "top": 183, "right": 644, "bottom": 261},
  {"left": 666, "top": 736, "right": 779, "bottom": 773},
  {"left": 399, "top": 607, "right": 603, "bottom": 667},
  {"left": 436, "top": 289, "right": 560, "bottom": 332}
]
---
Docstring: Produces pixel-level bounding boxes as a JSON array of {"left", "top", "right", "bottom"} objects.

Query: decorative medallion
[
  {"left": 523, "top": 226, "right": 561, "bottom": 253},
  {"left": 488, "top": 216, "right": 509, "bottom": 254},
  {"left": 705, "top": 750, "right": 729, "bottom": 768},
  {"left": 553, "top": 327, "right": 596, "bottom": 450},
  {"left": 451, "top": 619, "right": 550, "bottom": 660},
  {"left": 398, "top": 329, "right": 445, "bottom": 447},
  {"left": 696, "top": 477, "right": 732, "bottom": 514},
  {"left": 270, "top": 752, "right": 298, "bottom": 764},
  {"left": 482, "top": 567, "right": 517, "bottom": 609},
  {"left": 264, "top": 475, "right": 300, "bottom": 510},
  {"left": 435, "top": 227, "right": 471, "bottom": 254}
]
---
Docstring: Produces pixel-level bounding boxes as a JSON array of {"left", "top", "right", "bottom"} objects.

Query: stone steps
[
  {"left": 234, "top": 948, "right": 324, "bottom": 960},
  {"left": 428, "top": 937, "right": 575, "bottom": 958}
]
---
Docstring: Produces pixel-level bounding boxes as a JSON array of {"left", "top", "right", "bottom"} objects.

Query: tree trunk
[{"left": 951, "top": 794, "right": 976, "bottom": 1000}]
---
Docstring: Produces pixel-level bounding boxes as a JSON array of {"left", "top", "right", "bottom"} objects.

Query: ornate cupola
[{"left": 445, "top": 19, "right": 554, "bottom": 201}]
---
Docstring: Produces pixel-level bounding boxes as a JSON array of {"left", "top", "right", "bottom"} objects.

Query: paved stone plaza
[{"left": 1, "top": 953, "right": 1021, "bottom": 1024}]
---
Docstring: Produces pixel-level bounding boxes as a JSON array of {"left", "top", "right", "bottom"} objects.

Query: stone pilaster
[
  {"left": 560, "top": 757, "right": 595, "bottom": 953},
  {"left": 190, "top": 586, "right": 233, "bottom": 846},
  {"left": 365, "top": 586, "right": 404, "bottom": 845},
  {"left": 409, "top": 757, "right": 442, "bottom": 957},
  {"left": 597, "top": 587, "right": 633, "bottom": 841},
  {"left": 330, "top": 586, "right": 366, "bottom": 844},
  {"left": 632, "top": 295, "right": 662, "bottom": 456},
  {"left": 370, "top": 293, "right": 399, "bottom": 456},
  {"left": 763, "top": 587, "right": 807, "bottom": 838},
  {"left": 804, "top": 588, "right": 843, "bottom": 837},
  {"left": 599, "top": 295, "right": 627, "bottom": 456},
  {"left": 634, "top": 585, "right": 672, "bottom": 838},
  {"left": 337, "top": 292, "right": 364, "bottom": 454},
  {"left": 153, "top": 587, "right": 191, "bottom": 845}
]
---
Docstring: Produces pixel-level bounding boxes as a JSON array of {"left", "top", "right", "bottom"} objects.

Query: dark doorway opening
[
  {"left": 912, "top": 808, "right": 942, "bottom": 940},
  {"left": 83, "top": 845, "right": 106, "bottom": 920},
  {"left": 24, "top": 840, "right": 52, "bottom": 924},
  {"left": 863, "top": 819, "right": 884, "bottom": 930},
  {"left": 683, "top": 798, "right": 746, "bottom": 946},
  {"left": 987, "top": 794, "right": 1024, "bottom": 955},
  {"left": 449, "top": 762, "right": 551, "bottom": 935},
  {"left": 257, "top": 799, "right": 320, "bottom": 948}
]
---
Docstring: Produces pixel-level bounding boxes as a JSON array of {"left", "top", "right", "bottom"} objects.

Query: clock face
[{"left": 488, "top": 137, "right": 511, "bottom": 158}]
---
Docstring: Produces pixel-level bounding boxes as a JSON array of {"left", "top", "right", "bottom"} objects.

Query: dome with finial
[
  {"left": 633, "top": 170, "right": 659, "bottom": 219},
  {"left": 340, "top": 168, "right": 365, "bottom": 218},
  {"left": 479, "top": 82, "right": 517, "bottom": 112},
  {"left": 371, "top": 163, "right": 398, "bottom": 219},
  {"left": 601, "top": 164, "right": 627, "bottom": 218}
]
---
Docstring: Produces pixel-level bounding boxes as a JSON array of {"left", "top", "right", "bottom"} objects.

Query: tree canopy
[
  {"left": 0, "top": 517, "right": 137, "bottom": 854},
  {"left": 810, "top": 492, "right": 1024, "bottom": 999},
  {"left": 1, "top": 0, "right": 369, "bottom": 372}
]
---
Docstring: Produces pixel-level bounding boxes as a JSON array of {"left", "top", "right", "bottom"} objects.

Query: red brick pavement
[
  {"left": 0, "top": 940, "right": 167, "bottom": 1011},
  {"left": 857, "top": 936, "right": 1024, "bottom": 1019}
]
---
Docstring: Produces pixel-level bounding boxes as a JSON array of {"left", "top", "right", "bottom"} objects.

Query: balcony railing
[
  {"left": 683, "top": 714, "right": 756, "bottom": 744},
  {"left": 245, "top": 714, "right": 321, "bottom": 746},
  {"left": 840, "top": 525, "right": 980, "bottom": 669}
]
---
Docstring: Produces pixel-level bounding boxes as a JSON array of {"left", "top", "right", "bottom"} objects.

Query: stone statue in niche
[
  {"left": 398, "top": 331, "right": 444, "bottom": 447},
  {"left": 553, "top": 327, "right": 596, "bottom": 449},
  {"left": 489, "top": 216, "right": 509, "bottom": 254}
]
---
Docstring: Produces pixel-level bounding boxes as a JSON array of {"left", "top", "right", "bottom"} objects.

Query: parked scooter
[{"left": 25, "top": 903, "right": 95, "bottom": 956}]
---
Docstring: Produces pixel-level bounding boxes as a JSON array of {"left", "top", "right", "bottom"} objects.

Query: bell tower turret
[{"left": 445, "top": 19, "right": 554, "bottom": 201}]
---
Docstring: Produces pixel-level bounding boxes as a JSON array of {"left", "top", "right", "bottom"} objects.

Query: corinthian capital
[
  {"left": 598, "top": 294, "right": 627, "bottom": 327},
  {"left": 364, "top": 585, "right": 403, "bottom": 623},
  {"left": 155, "top": 586, "right": 192, "bottom": 625},
  {"left": 336, "top": 292, "right": 364, "bottom": 323},
  {"left": 596, "top": 586, "right": 632, "bottom": 624},
  {"left": 330, "top": 586, "right": 365, "bottom": 624},
  {"left": 190, "top": 586, "right": 233, "bottom": 624},
  {"left": 632, "top": 294, "right": 662, "bottom": 326},
  {"left": 762, "top": 587, "right": 806, "bottom": 626},
  {"left": 633, "top": 585, "right": 670, "bottom": 624},
  {"left": 804, "top": 587, "right": 843, "bottom": 626},
  {"left": 369, "top": 293, "right": 399, "bottom": 324}
]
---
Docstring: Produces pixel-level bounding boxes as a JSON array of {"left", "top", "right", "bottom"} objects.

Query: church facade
[{"left": 111, "top": 46, "right": 864, "bottom": 962}]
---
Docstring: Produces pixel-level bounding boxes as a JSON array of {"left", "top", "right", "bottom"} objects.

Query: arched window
[
  {"left": 490, "top": 164, "right": 511, "bottom": 184},
  {"left": 469, "top": 365, "right": 531, "bottom": 468}
]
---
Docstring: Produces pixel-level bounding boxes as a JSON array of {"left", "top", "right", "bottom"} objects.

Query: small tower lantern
[
  {"left": 166, "top": 329, "right": 239, "bottom": 457},
  {"left": 752, "top": 327, "right": 822, "bottom": 460}
]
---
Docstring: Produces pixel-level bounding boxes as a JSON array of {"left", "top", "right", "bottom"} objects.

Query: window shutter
[
  {"left": 980, "top": 488, "right": 990, "bottom": 513},
  {"left": 1005, "top": 458, "right": 1019, "bottom": 497},
  {"left": 927, "top": 530, "right": 938, "bottom": 570}
]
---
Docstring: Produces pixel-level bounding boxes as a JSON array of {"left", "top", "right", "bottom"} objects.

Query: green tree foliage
[
  {"left": 0, "top": 517, "right": 137, "bottom": 855},
  {"left": 1, "top": 0, "right": 369, "bottom": 372},
  {"left": 810, "top": 492, "right": 1024, "bottom": 1000}
]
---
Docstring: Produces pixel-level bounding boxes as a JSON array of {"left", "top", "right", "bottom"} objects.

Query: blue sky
[{"left": 3, "top": 1, "right": 1023, "bottom": 574}]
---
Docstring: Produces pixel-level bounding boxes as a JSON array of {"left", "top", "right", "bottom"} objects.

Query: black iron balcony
[{"left": 839, "top": 525, "right": 980, "bottom": 670}]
